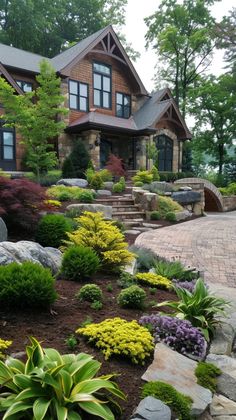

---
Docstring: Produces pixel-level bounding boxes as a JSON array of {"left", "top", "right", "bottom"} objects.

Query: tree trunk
[{"left": 218, "top": 143, "right": 224, "bottom": 174}]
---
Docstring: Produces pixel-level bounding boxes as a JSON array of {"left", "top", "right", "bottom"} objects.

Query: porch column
[
  {"left": 82, "top": 129, "right": 101, "bottom": 170},
  {"left": 136, "top": 136, "right": 149, "bottom": 170}
]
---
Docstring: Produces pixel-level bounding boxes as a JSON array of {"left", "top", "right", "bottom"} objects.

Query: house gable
[{"left": 0, "top": 63, "right": 23, "bottom": 94}]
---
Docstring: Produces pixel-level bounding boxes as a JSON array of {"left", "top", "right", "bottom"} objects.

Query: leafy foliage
[
  {"left": 36, "top": 214, "right": 73, "bottom": 248},
  {"left": 159, "top": 171, "right": 194, "bottom": 182},
  {"left": 154, "top": 260, "right": 198, "bottom": 281},
  {"left": 76, "top": 284, "right": 103, "bottom": 303},
  {"left": 105, "top": 154, "right": 125, "bottom": 177},
  {"left": 156, "top": 279, "right": 229, "bottom": 340},
  {"left": 90, "top": 173, "right": 104, "bottom": 190},
  {"left": 99, "top": 169, "right": 113, "bottom": 182},
  {"left": 219, "top": 182, "right": 236, "bottom": 196},
  {"left": 77, "top": 317, "right": 154, "bottom": 364},
  {"left": 165, "top": 211, "right": 177, "bottom": 222},
  {"left": 132, "top": 170, "right": 153, "bottom": 184},
  {"left": 0, "top": 60, "right": 67, "bottom": 177},
  {"left": 112, "top": 178, "right": 126, "bottom": 193},
  {"left": 62, "top": 139, "right": 90, "bottom": 179},
  {"left": 136, "top": 272, "right": 172, "bottom": 290},
  {"left": 129, "top": 246, "right": 159, "bottom": 271},
  {"left": 139, "top": 314, "right": 206, "bottom": 359},
  {"left": 195, "top": 361, "right": 221, "bottom": 392},
  {"left": 157, "top": 196, "right": 183, "bottom": 218},
  {"left": 151, "top": 165, "right": 160, "bottom": 181},
  {"left": 150, "top": 211, "right": 161, "bottom": 220},
  {"left": 117, "top": 285, "right": 146, "bottom": 309},
  {"left": 0, "top": 337, "right": 125, "bottom": 420},
  {"left": 61, "top": 245, "right": 100, "bottom": 281},
  {"left": 0, "top": 339, "right": 12, "bottom": 359},
  {"left": 66, "top": 212, "right": 134, "bottom": 272},
  {"left": 0, "top": 262, "right": 57, "bottom": 310},
  {"left": 47, "top": 185, "right": 94, "bottom": 202},
  {"left": 0, "top": 177, "right": 50, "bottom": 231},
  {"left": 141, "top": 381, "right": 192, "bottom": 420}
]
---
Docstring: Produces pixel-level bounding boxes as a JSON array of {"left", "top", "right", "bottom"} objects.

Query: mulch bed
[{"left": 0, "top": 273, "right": 177, "bottom": 419}]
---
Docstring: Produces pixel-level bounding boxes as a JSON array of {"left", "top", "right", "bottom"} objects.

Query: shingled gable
[
  {"left": 134, "top": 87, "right": 192, "bottom": 139},
  {"left": 0, "top": 62, "right": 23, "bottom": 95},
  {"left": 52, "top": 25, "right": 148, "bottom": 95}
]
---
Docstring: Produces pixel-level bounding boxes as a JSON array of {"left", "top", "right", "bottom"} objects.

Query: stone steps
[{"left": 113, "top": 210, "right": 146, "bottom": 221}]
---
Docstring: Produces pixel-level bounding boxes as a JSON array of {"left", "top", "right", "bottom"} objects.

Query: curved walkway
[{"left": 135, "top": 212, "right": 236, "bottom": 288}]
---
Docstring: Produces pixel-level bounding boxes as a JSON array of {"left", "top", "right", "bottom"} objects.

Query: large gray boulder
[
  {"left": 209, "top": 323, "right": 235, "bottom": 356},
  {"left": 0, "top": 218, "right": 7, "bottom": 242},
  {"left": 96, "top": 189, "right": 112, "bottom": 197},
  {"left": 175, "top": 210, "right": 191, "bottom": 221},
  {"left": 172, "top": 191, "right": 201, "bottom": 204},
  {"left": 130, "top": 397, "right": 171, "bottom": 420},
  {"left": 206, "top": 354, "right": 236, "bottom": 401},
  {"left": 142, "top": 343, "right": 212, "bottom": 416},
  {"left": 210, "top": 394, "right": 236, "bottom": 416},
  {"left": 145, "top": 181, "right": 174, "bottom": 193},
  {"left": 66, "top": 203, "right": 112, "bottom": 219},
  {"left": 57, "top": 178, "right": 88, "bottom": 188},
  {"left": 0, "top": 241, "right": 62, "bottom": 274}
]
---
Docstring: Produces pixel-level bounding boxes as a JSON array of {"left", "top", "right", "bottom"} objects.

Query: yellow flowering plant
[
  {"left": 76, "top": 317, "right": 154, "bottom": 365},
  {"left": 135, "top": 272, "right": 173, "bottom": 290},
  {"left": 66, "top": 212, "right": 134, "bottom": 271},
  {"left": 0, "top": 338, "right": 12, "bottom": 359},
  {"left": 44, "top": 199, "right": 61, "bottom": 207}
]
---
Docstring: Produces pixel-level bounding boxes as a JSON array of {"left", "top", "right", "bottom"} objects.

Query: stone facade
[{"left": 222, "top": 195, "right": 236, "bottom": 212}]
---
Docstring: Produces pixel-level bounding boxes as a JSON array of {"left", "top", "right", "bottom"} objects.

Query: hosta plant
[
  {"left": 66, "top": 212, "right": 134, "bottom": 272},
  {"left": 0, "top": 337, "right": 125, "bottom": 420},
  {"left": 154, "top": 259, "right": 198, "bottom": 281},
  {"left": 139, "top": 314, "right": 206, "bottom": 359},
  {"left": 156, "top": 278, "right": 229, "bottom": 340}
]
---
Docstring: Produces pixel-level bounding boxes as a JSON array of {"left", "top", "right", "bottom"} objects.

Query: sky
[{"left": 122, "top": 0, "right": 235, "bottom": 92}]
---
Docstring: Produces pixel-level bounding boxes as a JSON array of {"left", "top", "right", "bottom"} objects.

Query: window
[
  {"left": 93, "top": 62, "right": 111, "bottom": 109},
  {"left": 155, "top": 134, "right": 173, "bottom": 171},
  {"left": 116, "top": 92, "right": 131, "bottom": 118},
  {"left": 0, "top": 128, "right": 15, "bottom": 160},
  {"left": 69, "top": 80, "right": 89, "bottom": 112},
  {"left": 16, "top": 80, "right": 33, "bottom": 92}
]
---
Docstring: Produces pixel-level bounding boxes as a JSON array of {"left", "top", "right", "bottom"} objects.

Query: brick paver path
[{"left": 135, "top": 212, "right": 236, "bottom": 287}]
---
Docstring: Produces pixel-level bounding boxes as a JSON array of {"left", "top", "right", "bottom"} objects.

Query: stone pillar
[
  {"left": 82, "top": 130, "right": 101, "bottom": 170},
  {"left": 58, "top": 132, "right": 74, "bottom": 163},
  {"left": 136, "top": 136, "right": 149, "bottom": 170},
  {"left": 172, "top": 137, "right": 179, "bottom": 173}
]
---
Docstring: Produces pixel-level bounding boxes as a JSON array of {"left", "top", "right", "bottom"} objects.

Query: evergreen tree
[{"left": 62, "top": 140, "right": 90, "bottom": 179}]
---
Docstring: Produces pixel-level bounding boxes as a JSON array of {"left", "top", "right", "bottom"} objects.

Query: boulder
[
  {"left": 210, "top": 394, "right": 236, "bottom": 416},
  {"left": 175, "top": 210, "right": 191, "bottom": 221},
  {"left": 179, "top": 186, "right": 192, "bottom": 191},
  {"left": 0, "top": 241, "right": 62, "bottom": 274},
  {"left": 123, "top": 258, "right": 137, "bottom": 276},
  {"left": 103, "top": 181, "right": 114, "bottom": 190},
  {"left": 57, "top": 178, "right": 88, "bottom": 188},
  {"left": 0, "top": 218, "right": 7, "bottom": 242},
  {"left": 172, "top": 191, "right": 201, "bottom": 204},
  {"left": 206, "top": 354, "right": 236, "bottom": 401},
  {"left": 142, "top": 343, "right": 212, "bottom": 416},
  {"left": 66, "top": 203, "right": 112, "bottom": 219},
  {"left": 209, "top": 323, "right": 235, "bottom": 356},
  {"left": 149, "top": 181, "right": 174, "bottom": 193},
  {"left": 130, "top": 396, "right": 171, "bottom": 420},
  {"left": 96, "top": 189, "right": 112, "bottom": 197}
]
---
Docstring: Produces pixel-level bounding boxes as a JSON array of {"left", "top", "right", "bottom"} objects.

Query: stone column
[
  {"left": 136, "top": 136, "right": 149, "bottom": 170},
  {"left": 82, "top": 130, "right": 101, "bottom": 170}
]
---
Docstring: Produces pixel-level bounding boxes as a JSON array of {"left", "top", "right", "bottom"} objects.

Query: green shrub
[
  {"left": 90, "top": 300, "right": 103, "bottom": 310},
  {"left": 151, "top": 165, "right": 160, "bottom": 181},
  {"left": 119, "top": 176, "right": 126, "bottom": 189},
  {"left": 117, "top": 271, "right": 136, "bottom": 288},
  {"left": 47, "top": 185, "right": 94, "bottom": 203},
  {"left": 99, "top": 169, "right": 113, "bottom": 182},
  {"left": 165, "top": 211, "right": 177, "bottom": 222},
  {"left": 65, "top": 334, "right": 77, "bottom": 350},
  {"left": 62, "top": 139, "right": 90, "bottom": 178},
  {"left": 85, "top": 167, "right": 95, "bottom": 183},
  {"left": 132, "top": 170, "right": 153, "bottom": 184},
  {"left": 35, "top": 214, "right": 73, "bottom": 248},
  {"left": 134, "top": 181, "right": 144, "bottom": 187},
  {"left": 150, "top": 211, "right": 161, "bottom": 220},
  {"left": 0, "top": 337, "right": 125, "bottom": 419},
  {"left": 154, "top": 259, "right": 197, "bottom": 281},
  {"left": 219, "top": 182, "right": 236, "bottom": 196},
  {"left": 61, "top": 245, "right": 100, "bottom": 281},
  {"left": 90, "top": 172, "right": 104, "bottom": 190},
  {"left": 77, "top": 190, "right": 94, "bottom": 203},
  {"left": 112, "top": 182, "right": 124, "bottom": 193},
  {"left": 141, "top": 381, "right": 192, "bottom": 420},
  {"left": 76, "top": 284, "right": 102, "bottom": 302},
  {"left": 117, "top": 285, "right": 146, "bottom": 309},
  {"left": 0, "top": 262, "right": 57, "bottom": 309},
  {"left": 157, "top": 195, "right": 183, "bottom": 217},
  {"left": 157, "top": 278, "right": 229, "bottom": 340},
  {"left": 159, "top": 171, "right": 194, "bottom": 182},
  {"left": 195, "top": 362, "right": 221, "bottom": 392},
  {"left": 26, "top": 170, "right": 62, "bottom": 186}
]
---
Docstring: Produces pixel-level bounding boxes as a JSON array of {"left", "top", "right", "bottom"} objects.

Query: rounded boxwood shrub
[
  {"left": 61, "top": 245, "right": 100, "bottom": 281},
  {"left": 90, "top": 173, "right": 104, "bottom": 190},
  {"left": 78, "top": 190, "right": 94, "bottom": 203},
  {"left": 134, "top": 181, "right": 144, "bottom": 187},
  {"left": 165, "top": 211, "right": 177, "bottom": 222},
  {"left": 36, "top": 214, "right": 73, "bottom": 248},
  {"left": 76, "top": 284, "right": 102, "bottom": 302},
  {"left": 150, "top": 211, "right": 161, "bottom": 220},
  {"left": 112, "top": 182, "right": 123, "bottom": 193},
  {"left": 0, "top": 262, "right": 57, "bottom": 310},
  {"left": 117, "top": 285, "right": 146, "bottom": 309}
]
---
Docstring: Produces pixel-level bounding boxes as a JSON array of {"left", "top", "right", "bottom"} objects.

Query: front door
[
  {"left": 100, "top": 138, "right": 112, "bottom": 168},
  {"left": 0, "top": 127, "right": 16, "bottom": 171}
]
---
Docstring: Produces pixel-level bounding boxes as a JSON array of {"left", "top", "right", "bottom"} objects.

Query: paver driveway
[{"left": 135, "top": 212, "right": 236, "bottom": 288}]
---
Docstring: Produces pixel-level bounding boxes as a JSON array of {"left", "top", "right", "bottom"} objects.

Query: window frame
[
  {"left": 69, "top": 79, "right": 89, "bottom": 112},
  {"left": 16, "top": 80, "right": 33, "bottom": 92},
  {"left": 93, "top": 61, "right": 112, "bottom": 110},
  {"left": 115, "top": 91, "right": 131, "bottom": 119},
  {"left": 155, "top": 134, "right": 173, "bottom": 172},
  {"left": 0, "top": 126, "right": 15, "bottom": 162}
]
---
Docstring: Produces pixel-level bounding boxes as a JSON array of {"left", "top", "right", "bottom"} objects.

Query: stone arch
[{"left": 175, "top": 177, "right": 224, "bottom": 212}]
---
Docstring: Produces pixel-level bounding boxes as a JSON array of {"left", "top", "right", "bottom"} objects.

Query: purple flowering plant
[{"left": 139, "top": 314, "right": 207, "bottom": 359}]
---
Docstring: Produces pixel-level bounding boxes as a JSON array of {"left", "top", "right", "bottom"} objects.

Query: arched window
[{"left": 155, "top": 134, "right": 173, "bottom": 171}]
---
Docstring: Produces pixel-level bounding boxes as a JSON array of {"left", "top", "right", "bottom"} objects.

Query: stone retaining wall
[
  {"left": 174, "top": 182, "right": 205, "bottom": 215},
  {"left": 222, "top": 195, "right": 236, "bottom": 212}
]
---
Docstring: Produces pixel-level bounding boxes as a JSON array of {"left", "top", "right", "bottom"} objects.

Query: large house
[{"left": 0, "top": 25, "right": 191, "bottom": 172}]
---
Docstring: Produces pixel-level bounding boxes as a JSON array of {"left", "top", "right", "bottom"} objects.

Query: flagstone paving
[{"left": 135, "top": 211, "right": 236, "bottom": 288}]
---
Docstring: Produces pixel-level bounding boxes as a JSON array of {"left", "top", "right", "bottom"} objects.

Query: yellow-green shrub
[
  {"left": 135, "top": 272, "right": 173, "bottom": 290},
  {"left": 0, "top": 338, "right": 12, "bottom": 359},
  {"left": 76, "top": 317, "right": 154, "bottom": 364},
  {"left": 46, "top": 185, "right": 94, "bottom": 202},
  {"left": 132, "top": 170, "right": 153, "bottom": 184},
  {"left": 157, "top": 196, "right": 183, "bottom": 218},
  {"left": 66, "top": 211, "right": 134, "bottom": 271},
  {"left": 44, "top": 199, "right": 61, "bottom": 207}
]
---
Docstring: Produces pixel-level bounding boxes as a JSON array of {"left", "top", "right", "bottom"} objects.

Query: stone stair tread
[
  {"left": 113, "top": 211, "right": 145, "bottom": 216},
  {"left": 143, "top": 223, "right": 162, "bottom": 228}
]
